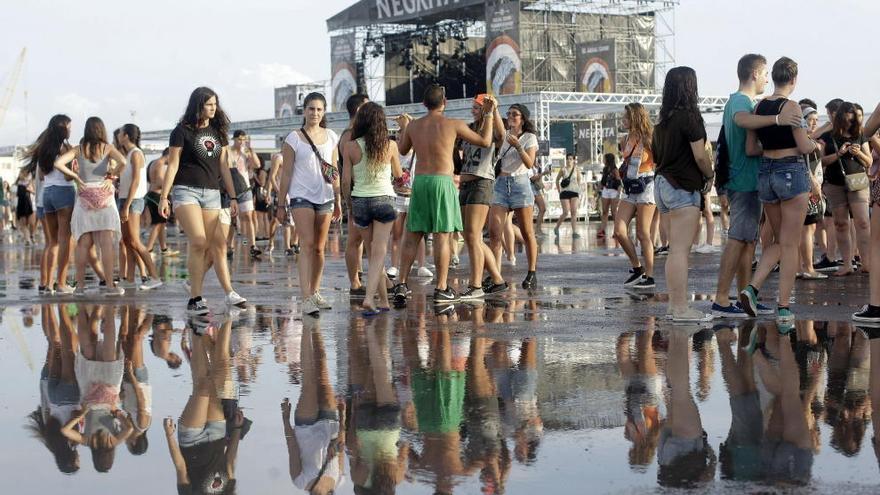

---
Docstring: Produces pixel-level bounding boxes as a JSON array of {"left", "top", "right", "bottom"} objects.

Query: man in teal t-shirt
[{"left": 711, "top": 54, "right": 803, "bottom": 318}]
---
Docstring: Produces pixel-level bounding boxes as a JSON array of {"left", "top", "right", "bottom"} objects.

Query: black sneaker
[
  {"left": 434, "top": 286, "right": 459, "bottom": 303},
  {"left": 633, "top": 276, "right": 655, "bottom": 289},
  {"left": 250, "top": 246, "right": 262, "bottom": 258},
  {"left": 227, "top": 249, "right": 234, "bottom": 259},
  {"left": 292, "top": 244, "right": 301, "bottom": 254},
  {"left": 623, "top": 267, "right": 645, "bottom": 286},
  {"left": 285, "top": 248, "right": 294, "bottom": 256},
  {"left": 654, "top": 246, "right": 669, "bottom": 256},
  {"left": 434, "top": 303, "right": 456, "bottom": 316},
  {"left": 481, "top": 275, "right": 493, "bottom": 291},
  {"left": 485, "top": 281, "right": 510, "bottom": 295},
  {"left": 522, "top": 271, "right": 538, "bottom": 290},
  {"left": 853, "top": 304, "right": 880, "bottom": 323},
  {"left": 187, "top": 296, "right": 209, "bottom": 316},
  {"left": 814, "top": 255, "right": 837, "bottom": 272},
  {"left": 392, "top": 283, "right": 410, "bottom": 301},
  {"left": 460, "top": 286, "right": 485, "bottom": 300}
]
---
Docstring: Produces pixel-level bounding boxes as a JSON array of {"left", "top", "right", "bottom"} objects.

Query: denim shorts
[
  {"left": 758, "top": 157, "right": 811, "bottom": 204},
  {"left": 178, "top": 419, "right": 226, "bottom": 447},
  {"left": 654, "top": 175, "right": 701, "bottom": 214},
  {"left": 117, "top": 197, "right": 146, "bottom": 215},
  {"left": 621, "top": 177, "right": 656, "bottom": 205},
  {"left": 460, "top": 178, "right": 494, "bottom": 206},
  {"left": 351, "top": 195, "right": 396, "bottom": 228},
  {"left": 171, "top": 185, "right": 221, "bottom": 210},
  {"left": 290, "top": 197, "right": 333, "bottom": 214},
  {"left": 43, "top": 185, "right": 76, "bottom": 213},
  {"left": 492, "top": 175, "right": 534, "bottom": 209},
  {"left": 727, "top": 190, "right": 762, "bottom": 242}
]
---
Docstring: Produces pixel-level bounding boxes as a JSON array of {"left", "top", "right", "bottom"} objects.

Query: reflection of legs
[
  {"left": 666, "top": 330, "right": 702, "bottom": 439},
  {"left": 181, "top": 330, "right": 213, "bottom": 429},
  {"left": 777, "top": 332, "right": 812, "bottom": 449},
  {"left": 366, "top": 321, "right": 396, "bottom": 405},
  {"left": 295, "top": 321, "right": 335, "bottom": 424}
]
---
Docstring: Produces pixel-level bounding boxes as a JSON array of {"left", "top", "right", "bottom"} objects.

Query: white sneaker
[
  {"left": 301, "top": 295, "right": 320, "bottom": 316},
  {"left": 417, "top": 266, "right": 434, "bottom": 278},
  {"left": 313, "top": 291, "right": 332, "bottom": 310},
  {"left": 118, "top": 280, "right": 138, "bottom": 290},
  {"left": 225, "top": 290, "right": 247, "bottom": 307},
  {"left": 140, "top": 278, "right": 164, "bottom": 291},
  {"left": 695, "top": 244, "right": 718, "bottom": 254},
  {"left": 101, "top": 286, "right": 125, "bottom": 297},
  {"left": 386, "top": 266, "right": 399, "bottom": 279}
]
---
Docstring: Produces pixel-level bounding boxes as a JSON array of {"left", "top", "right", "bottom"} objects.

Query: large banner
[
  {"left": 485, "top": 1, "right": 521, "bottom": 96},
  {"left": 330, "top": 33, "right": 358, "bottom": 112},
  {"left": 328, "top": 0, "right": 485, "bottom": 31},
  {"left": 576, "top": 39, "right": 616, "bottom": 93}
]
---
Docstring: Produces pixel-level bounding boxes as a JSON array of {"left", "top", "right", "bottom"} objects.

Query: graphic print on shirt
[{"left": 196, "top": 133, "right": 219, "bottom": 159}]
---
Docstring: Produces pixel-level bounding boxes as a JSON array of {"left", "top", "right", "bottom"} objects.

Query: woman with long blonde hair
[
  {"left": 342, "top": 102, "right": 403, "bottom": 315},
  {"left": 613, "top": 102, "right": 658, "bottom": 290}
]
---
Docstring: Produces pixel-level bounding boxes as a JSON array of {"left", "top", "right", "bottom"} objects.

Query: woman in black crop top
[{"left": 740, "top": 57, "right": 818, "bottom": 325}]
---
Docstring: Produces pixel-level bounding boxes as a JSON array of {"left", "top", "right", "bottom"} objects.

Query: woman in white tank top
[
  {"left": 276, "top": 92, "right": 341, "bottom": 317},
  {"left": 116, "top": 124, "right": 162, "bottom": 290}
]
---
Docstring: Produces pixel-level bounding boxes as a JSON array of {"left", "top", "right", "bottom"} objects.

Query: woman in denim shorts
[
  {"left": 488, "top": 104, "right": 540, "bottom": 289},
  {"left": 652, "top": 67, "right": 715, "bottom": 322},
  {"left": 276, "top": 92, "right": 342, "bottom": 317},
  {"left": 738, "top": 57, "right": 819, "bottom": 324},
  {"left": 158, "top": 87, "right": 247, "bottom": 315},
  {"left": 341, "top": 102, "right": 403, "bottom": 316}
]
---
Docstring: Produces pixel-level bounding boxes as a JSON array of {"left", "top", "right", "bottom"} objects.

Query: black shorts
[
  {"left": 459, "top": 177, "right": 494, "bottom": 206},
  {"left": 559, "top": 191, "right": 579, "bottom": 200},
  {"left": 804, "top": 212, "right": 821, "bottom": 226},
  {"left": 145, "top": 192, "right": 166, "bottom": 225}
]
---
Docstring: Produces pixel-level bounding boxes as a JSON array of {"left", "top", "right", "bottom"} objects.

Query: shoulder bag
[
  {"left": 833, "top": 137, "right": 869, "bottom": 192},
  {"left": 300, "top": 128, "right": 338, "bottom": 184}
]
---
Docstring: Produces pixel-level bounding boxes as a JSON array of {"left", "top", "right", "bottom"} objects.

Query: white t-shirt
[
  {"left": 44, "top": 153, "right": 75, "bottom": 188},
  {"left": 121, "top": 380, "right": 153, "bottom": 432},
  {"left": 119, "top": 148, "right": 148, "bottom": 199},
  {"left": 499, "top": 132, "right": 538, "bottom": 176},
  {"left": 35, "top": 172, "right": 44, "bottom": 207},
  {"left": 285, "top": 129, "right": 339, "bottom": 205},
  {"left": 292, "top": 419, "right": 344, "bottom": 490}
]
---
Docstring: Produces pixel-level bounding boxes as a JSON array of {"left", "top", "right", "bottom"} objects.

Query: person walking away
[{"left": 390, "top": 85, "right": 497, "bottom": 303}]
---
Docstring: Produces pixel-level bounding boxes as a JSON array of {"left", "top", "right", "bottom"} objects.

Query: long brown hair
[
  {"left": 26, "top": 114, "right": 71, "bottom": 175},
  {"left": 80, "top": 117, "right": 108, "bottom": 161},
  {"left": 350, "top": 102, "right": 390, "bottom": 179},
  {"left": 832, "top": 101, "right": 862, "bottom": 140},
  {"left": 624, "top": 102, "right": 653, "bottom": 152}
]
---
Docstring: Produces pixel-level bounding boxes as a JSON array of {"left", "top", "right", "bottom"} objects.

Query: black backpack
[{"left": 714, "top": 125, "right": 730, "bottom": 188}]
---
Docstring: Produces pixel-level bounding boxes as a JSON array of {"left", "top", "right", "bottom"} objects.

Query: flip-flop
[
  {"left": 361, "top": 308, "right": 382, "bottom": 317},
  {"left": 378, "top": 307, "right": 391, "bottom": 312}
]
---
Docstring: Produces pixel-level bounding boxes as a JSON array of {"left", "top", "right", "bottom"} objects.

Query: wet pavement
[{"left": 2, "top": 223, "right": 879, "bottom": 494}]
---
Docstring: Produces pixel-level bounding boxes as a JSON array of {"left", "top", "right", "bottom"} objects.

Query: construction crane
[{"left": 0, "top": 47, "right": 26, "bottom": 130}]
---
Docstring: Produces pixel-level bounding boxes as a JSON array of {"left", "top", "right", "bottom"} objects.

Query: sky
[{"left": 1, "top": 0, "right": 878, "bottom": 146}]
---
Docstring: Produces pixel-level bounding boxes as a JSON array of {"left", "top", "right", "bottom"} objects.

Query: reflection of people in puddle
[
  {"left": 231, "top": 306, "right": 261, "bottom": 384},
  {"left": 824, "top": 321, "right": 869, "bottom": 457},
  {"left": 750, "top": 322, "right": 820, "bottom": 485},
  {"left": 692, "top": 329, "right": 715, "bottom": 402},
  {"left": 616, "top": 319, "right": 664, "bottom": 469},
  {"left": 61, "top": 304, "right": 134, "bottom": 472},
  {"left": 282, "top": 316, "right": 346, "bottom": 494},
  {"left": 347, "top": 316, "right": 409, "bottom": 493},
  {"left": 120, "top": 305, "right": 153, "bottom": 455},
  {"left": 403, "top": 317, "right": 470, "bottom": 493},
  {"left": 657, "top": 329, "right": 715, "bottom": 488},
  {"left": 28, "top": 304, "right": 81, "bottom": 473},
  {"left": 150, "top": 314, "right": 183, "bottom": 369},
  {"left": 164, "top": 316, "right": 243, "bottom": 494},
  {"left": 490, "top": 337, "right": 543, "bottom": 466},
  {"left": 715, "top": 322, "right": 763, "bottom": 481},
  {"left": 866, "top": 325, "right": 880, "bottom": 469},
  {"left": 463, "top": 323, "right": 511, "bottom": 493}
]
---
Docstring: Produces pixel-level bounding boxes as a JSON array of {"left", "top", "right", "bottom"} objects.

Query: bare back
[{"left": 405, "top": 114, "right": 461, "bottom": 176}]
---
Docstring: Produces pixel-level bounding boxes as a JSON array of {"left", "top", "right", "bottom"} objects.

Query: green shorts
[
  {"left": 412, "top": 369, "right": 466, "bottom": 434},
  {"left": 406, "top": 175, "right": 463, "bottom": 234}
]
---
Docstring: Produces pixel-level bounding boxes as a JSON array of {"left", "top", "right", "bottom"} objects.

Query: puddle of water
[{"left": 2, "top": 304, "right": 880, "bottom": 493}]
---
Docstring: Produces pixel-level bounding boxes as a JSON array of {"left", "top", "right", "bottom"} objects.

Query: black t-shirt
[
  {"left": 178, "top": 438, "right": 228, "bottom": 494},
  {"left": 170, "top": 124, "right": 224, "bottom": 189},
  {"left": 653, "top": 110, "right": 707, "bottom": 192},
  {"left": 820, "top": 131, "right": 866, "bottom": 186}
]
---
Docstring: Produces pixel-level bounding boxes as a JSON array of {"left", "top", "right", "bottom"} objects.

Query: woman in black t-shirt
[
  {"left": 651, "top": 67, "right": 714, "bottom": 322},
  {"left": 819, "top": 101, "right": 872, "bottom": 276},
  {"left": 158, "top": 87, "right": 247, "bottom": 315}
]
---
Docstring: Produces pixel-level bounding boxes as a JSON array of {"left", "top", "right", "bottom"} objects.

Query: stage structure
[{"left": 326, "top": 0, "right": 678, "bottom": 105}]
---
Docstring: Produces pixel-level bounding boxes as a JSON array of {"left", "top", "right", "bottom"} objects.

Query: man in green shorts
[{"left": 392, "top": 85, "right": 496, "bottom": 303}]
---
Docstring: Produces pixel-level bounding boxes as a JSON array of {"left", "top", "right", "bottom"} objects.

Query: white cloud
[{"left": 234, "top": 63, "right": 317, "bottom": 90}]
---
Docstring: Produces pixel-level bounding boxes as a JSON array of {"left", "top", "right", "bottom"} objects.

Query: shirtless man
[
  {"left": 391, "top": 84, "right": 496, "bottom": 303},
  {"left": 145, "top": 148, "right": 178, "bottom": 256},
  {"left": 339, "top": 94, "right": 370, "bottom": 296}
]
